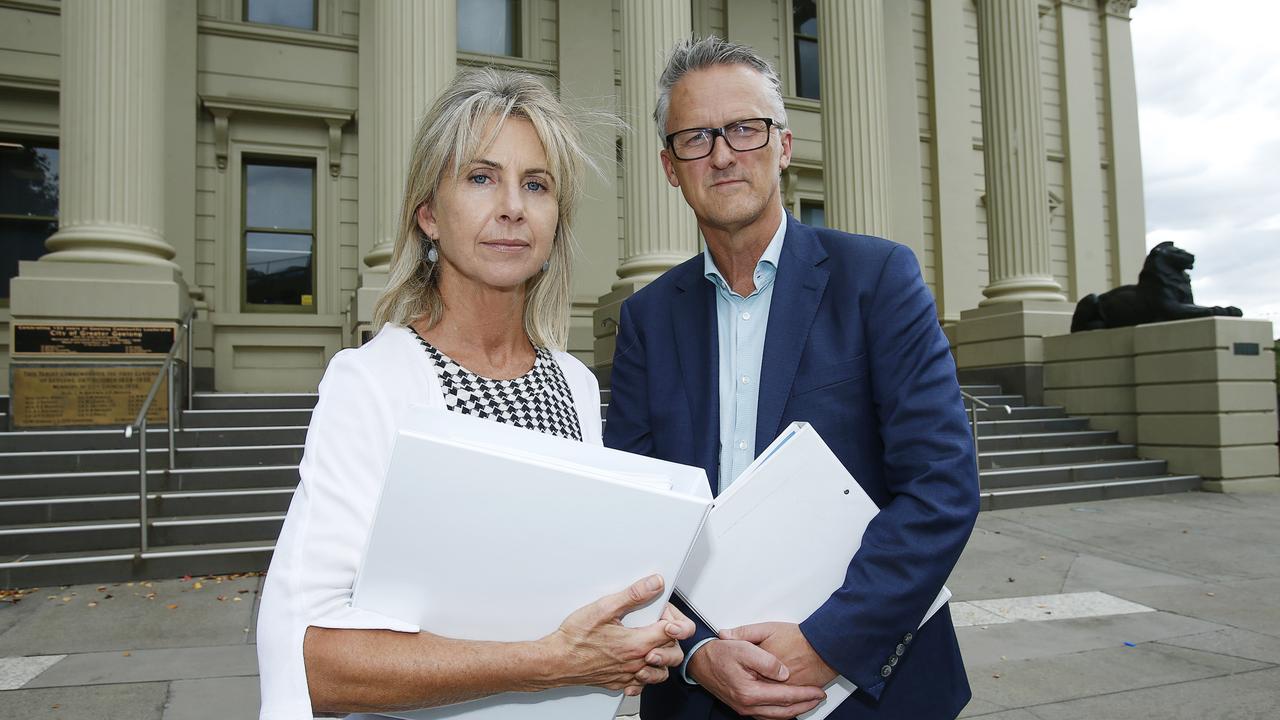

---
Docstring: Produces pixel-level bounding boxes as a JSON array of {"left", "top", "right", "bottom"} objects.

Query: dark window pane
[
  {"left": 800, "top": 202, "right": 825, "bottom": 229},
  {"left": 795, "top": 38, "right": 820, "bottom": 100},
  {"left": 458, "top": 0, "right": 518, "bottom": 56},
  {"left": 246, "top": 164, "right": 313, "bottom": 230},
  {"left": 246, "top": 0, "right": 315, "bottom": 30},
  {"left": 246, "top": 232, "right": 314, "bottom": 305},
  {"left": 1, "top": 218, "right": 56, "bottom": 299},
  {"left": 0, "top": 143, "right": 59, "bottom": 218},
  {"left": 794, "top": 0, "right": 817, "bottom": 36}
]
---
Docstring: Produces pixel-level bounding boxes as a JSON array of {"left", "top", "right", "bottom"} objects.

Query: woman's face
[{"left": 417, "top": 116, "right": 559, "bottom": 295}]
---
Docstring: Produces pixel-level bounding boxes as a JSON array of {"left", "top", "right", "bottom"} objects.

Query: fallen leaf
[
  {"left": 193, "top": 582, "right": 203, "bottom": 590},
  {"left": 992, "top": 673, "right": 1001, "bottom": 679},
  {"left": 103, "top": 594, "right": 114, "bottom": 600},
  {"left": 1206, "top": 592, "right": 1216, "bottom": 597},
  {"left": 122, "top": 651, "right": 131, "bottom": 657},
  {"left": 62, "top": 596, "right": 71, "bottom": 602},
  {"left": 232, "top": 596, "right": 242, "bottom": 602},
  {"left": 87, "top": 602, "right": 98, "bottom": 608},
  {"left": 237, "top": 589, "right": 250, "bottom": 594},
  {"left": 166, "top": 603, "right": 179, "bottom": 610},
  {"left": 51, "top": 705, "right": 60, "bottom": 710},
  {"left": 97, "top": 586, "right": 107, "bottom": 592}
]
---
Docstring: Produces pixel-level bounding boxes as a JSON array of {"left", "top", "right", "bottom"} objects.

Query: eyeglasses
[{"left": 664, "top": 118, "right": 778, "bottom": 161}]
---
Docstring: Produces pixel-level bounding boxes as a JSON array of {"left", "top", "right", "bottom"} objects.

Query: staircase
[{"left": 1, "top": 384, "right": 1198, "bottom": 587}]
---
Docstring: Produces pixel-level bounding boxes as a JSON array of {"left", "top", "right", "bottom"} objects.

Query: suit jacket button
[
  {"left": 895, "top": 643, "right": 906, "bottom": 656},
  {"left": 889, "top": 655, "right": 898, "bottom": 667},
  {"left": 881, "top": 665, "right": 892, "bottom": 678},
  {"left": 904, "top": 633, "right": 914, "bottom": 645}
]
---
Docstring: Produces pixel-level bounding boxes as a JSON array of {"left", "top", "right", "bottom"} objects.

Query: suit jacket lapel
[
  {"left": 671, "top": 264, "right": 721, "bottom": 494},
  {"left": 756, "top": 217, "right": 829, "bottom": 453}
]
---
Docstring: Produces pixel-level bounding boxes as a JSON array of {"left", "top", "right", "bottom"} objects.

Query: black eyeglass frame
[{"left": 664, "top": 118, "right": 779, "bottom": 161}]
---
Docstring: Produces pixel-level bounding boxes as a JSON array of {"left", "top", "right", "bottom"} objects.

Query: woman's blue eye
[
  {"left": 468, "top": 174, "right": 491, "bottom": 185},
  {"left": 524, "top": 180, "right": 547, "bottom": 192}
]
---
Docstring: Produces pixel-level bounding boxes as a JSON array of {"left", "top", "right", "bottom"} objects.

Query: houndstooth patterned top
[{"left": 408, "top": 327, "right": 583, "bottom": 442}]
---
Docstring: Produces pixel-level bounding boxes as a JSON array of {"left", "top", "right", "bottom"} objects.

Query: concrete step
[
  {"left": 0, "top": 487, "right": 296, "bottom": 525},
  {"left": 963, "top": 394, "right": 1026, "bottom": 409},
  {"left": 973, "top": 405, "right": 1066, "bottom": 421},
  {"left": 980, "top": 444, "right": 1137, "bottom": 470},
  {"left": 0, "top": 444, "right": 304, "bottom": 474},
  {"left": 978, "top": 429, "right": 1119, "bottom": 452},
  {"left": 0, "top": 425, "right": 308, "bottom": 453},
  {"left": 0, "top": 465, "right": 300, "bottom": 498},
  {"left": 181, "top": 408, "right": 313, "bottom": 428},
  {"left": 981, "top": 475, "right": 1201, "bottom": 511},
  {"left": 980, "top": 458, "right": 1169, "bottom": 490},
  {"left": 0, "top": 541, "right": 274, "bottom": 587},
  {"left": 0, "top": 511, "right": 285, "bottom": 555},
  {"left": 959, "top": 384, "right": 1004, "bottom": 396},
  {"left": 192, "top": 392, "right": 317, "bottom": 410},
  {"left": 976, "top": 417, "right": 1090, "bottom": 436}
]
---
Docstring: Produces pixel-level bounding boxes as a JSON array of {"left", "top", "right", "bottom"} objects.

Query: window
[
  {"left": 243, "top": 160, "right": 316, "bottom": 311},
  {"left": 458, "top": 0, "right": 520, "bottom": 57},
  {"left": 800, "top": 200, "right": 825, "bottom": 229},
  {"left": 244, "top": 0, "right": 316, "bottom": 31},
  {"left": 1, "top": 138, "right": 58, "bottom": 301},
  {"left": 793, "top": 0, "right": 819, "bottom": 100}
]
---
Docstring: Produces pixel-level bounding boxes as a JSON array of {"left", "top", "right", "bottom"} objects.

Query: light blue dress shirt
[{"left": 682, "top": 214, "right": 786, "bottom": 682}]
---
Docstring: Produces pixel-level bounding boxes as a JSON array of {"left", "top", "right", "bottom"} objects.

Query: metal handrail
[
  {"left": 961, "top": 390, "right": 1012, "bottom": 468},
  {"left": 123, "top": 307, "right": 196, "bottom": 554}
]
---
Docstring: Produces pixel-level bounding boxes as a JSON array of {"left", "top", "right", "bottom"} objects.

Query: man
[{"left": 604, "top": 37, "right": 979, "bottom": 720}]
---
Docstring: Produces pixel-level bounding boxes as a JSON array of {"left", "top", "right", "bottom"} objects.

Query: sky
[{"left": 1131, "top": 0, "right": 1280, "bottom": 340}]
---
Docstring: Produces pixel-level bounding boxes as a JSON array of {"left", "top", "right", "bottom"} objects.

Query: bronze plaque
[
  {"left": 11, "top": 365, "right": 169, "bottom": 429},
  {"left": 12, "top": 322, "right": 176, "bottom": 357}
]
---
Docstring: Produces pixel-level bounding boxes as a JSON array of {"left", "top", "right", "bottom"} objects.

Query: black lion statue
[{"left": 1070, "top": 241, "right": 1243, "bottom": 333}]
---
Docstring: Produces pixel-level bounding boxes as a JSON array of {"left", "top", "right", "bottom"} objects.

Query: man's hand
[
  {"left": 687, "top": 638, "right": 826, "bottom": 719},
  {"left": 720, "top": 623, "right": 838, "bottom": 689}
]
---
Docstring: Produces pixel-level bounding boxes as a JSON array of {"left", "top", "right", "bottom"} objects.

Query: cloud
[{"left": 1133, "top": 0, "right": 1280, "bottom": 338}]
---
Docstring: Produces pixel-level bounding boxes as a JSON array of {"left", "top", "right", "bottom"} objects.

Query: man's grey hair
[{"left": 653, "top": 36, "right": 788, "bottom": 142}]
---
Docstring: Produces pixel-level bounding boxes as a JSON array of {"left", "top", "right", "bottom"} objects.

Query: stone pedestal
[
  {"left": 952, "top": 300, "right": 1075, "bottom": 405},
  {"left": 1044, "top": 325, "right": 1138, "bottom": 443},
  {"left": 1133, "top": 318, "right": 1279, "bottom": 493}
]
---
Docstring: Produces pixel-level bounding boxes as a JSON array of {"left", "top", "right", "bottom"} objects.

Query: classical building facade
[{"left": 0, "top": 0, "right": 1145, "bottom": 396}]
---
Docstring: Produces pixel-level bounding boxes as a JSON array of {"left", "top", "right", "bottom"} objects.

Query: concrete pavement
[{"left": 1, "top": 491, "right": 1278, "bottom": 719}]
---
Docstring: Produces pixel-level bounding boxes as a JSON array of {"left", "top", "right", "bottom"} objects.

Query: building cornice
[
  {"left": 0, "top": 73, "right": 57, "bottom": 93},
  {"left": 0, "top": 0, "right": 60, "bottom": 15},
  {"left": 200, "top": 96, "right": 355, "bottom": 177},
  {"left": 1058, "top": 0, "right": 1097, "bottom": 11},
  {"left": 1102, "top": 0, "right": 1138, "bottom": 19},
  {"left": 197, "top": 19, "right": 357, "bottom": 52}
]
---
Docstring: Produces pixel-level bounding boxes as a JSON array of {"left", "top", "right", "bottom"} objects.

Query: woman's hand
[{"left": 540, "top": 574, "right": 694, "bottom": 695}]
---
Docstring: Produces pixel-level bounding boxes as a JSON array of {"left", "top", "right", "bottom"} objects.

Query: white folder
[
  {"left": 675, "top": 422, "right": 951, "bottom": 720},
  {"left": 351, "top": 405, "right": 714, "bottom": 720}
]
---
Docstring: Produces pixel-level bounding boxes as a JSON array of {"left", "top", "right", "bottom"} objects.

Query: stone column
[
  {"left": 952, "top": 0, "right": 1073, "bottom": 405},
  {"left": 817, "top": 0, "right": 893, "bottom": 237},
  {"left": 42, "top": 0, "right": 174, "bottom": 268},
  {"left": 1100, "top": 0, "right": 1146, "bottom": 287},
  {"left": 974, "top": 0, "right": 1065, "bottom": 305},
  {"left": 1058, "top": 0, "right": 1107, "bottom": 300},
  {"left": 8, "top": 0, "right": 191, "bottom": 428},
  {"left": 352, "top": 0, "right": 456, "bottom": 341},
  {"left": 612, "top": 0, "right": 697, "bottom": 287},
  {"left": 594, "top": 0, "right": 696, "bottom": 383}
]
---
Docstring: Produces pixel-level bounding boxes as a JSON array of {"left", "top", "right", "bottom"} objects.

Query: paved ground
[{"left": 1, "top": 490, "right": 1278, "bottom": 719}]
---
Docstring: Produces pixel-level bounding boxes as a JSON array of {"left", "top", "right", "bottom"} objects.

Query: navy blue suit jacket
[{"left": 604, "top": 216, "right": 979, "bottom": 720}]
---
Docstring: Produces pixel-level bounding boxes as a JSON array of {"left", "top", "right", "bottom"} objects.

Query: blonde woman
[{"left": 256, "top": 69, "right": 694, "bottom": 719}]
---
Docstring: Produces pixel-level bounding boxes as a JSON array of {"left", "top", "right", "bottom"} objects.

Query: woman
[{"left": 257, "top": 69, "right": 693, "bottom": 719}]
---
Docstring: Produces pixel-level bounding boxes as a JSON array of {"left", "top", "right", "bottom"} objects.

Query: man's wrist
[{"left": 681, "top": 637, "right": 718, "bottom": 685}]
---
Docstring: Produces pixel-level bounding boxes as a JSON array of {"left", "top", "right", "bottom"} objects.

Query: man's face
[{"left": 660, "top": 64, "right": 793, "bottom": 235}]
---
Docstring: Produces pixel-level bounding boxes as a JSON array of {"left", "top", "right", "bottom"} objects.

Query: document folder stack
[
  {"left": 351, "top": 406, "right": 713, "bottom": 720},
  {"left": 676, "top": 422, "right": 951, "bottom": 720}
]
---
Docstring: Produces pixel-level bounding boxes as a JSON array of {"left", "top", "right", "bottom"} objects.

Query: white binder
[
  {"left": 351, "top": 405, "right": 714, "bottom": 720},
  {"left": 675, "top": 422, "right": 951, "bottom": 720}
]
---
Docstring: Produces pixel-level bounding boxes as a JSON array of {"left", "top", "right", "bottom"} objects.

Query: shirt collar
[{"left": 703, "top": 212, "right": 787, "bottom": 295}]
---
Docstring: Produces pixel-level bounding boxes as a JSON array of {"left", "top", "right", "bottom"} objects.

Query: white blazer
[{"left": 257, "top": 323, "right": 603, "bottom": 719}]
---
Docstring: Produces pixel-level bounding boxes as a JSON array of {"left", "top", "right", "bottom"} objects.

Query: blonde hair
[{"left": 373, "top": 68, "right": 597, "bottom": 350}]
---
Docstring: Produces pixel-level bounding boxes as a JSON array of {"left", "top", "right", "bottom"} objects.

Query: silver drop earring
[
  {"left": 541, "top": 259, "right": 551, "bottom": 273},
  {"left": 424, "top": 237, "right": 439, "bottom": 264}
]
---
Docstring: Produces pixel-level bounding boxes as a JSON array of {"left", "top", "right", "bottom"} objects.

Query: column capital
[{"left": 1102, "top": 0, "right": 1138, "bottom": 19}]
